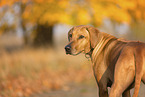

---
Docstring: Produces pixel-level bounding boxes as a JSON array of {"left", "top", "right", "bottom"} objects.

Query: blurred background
[{"left": 0, "top": 0, "right": 145, "bottom": 97}]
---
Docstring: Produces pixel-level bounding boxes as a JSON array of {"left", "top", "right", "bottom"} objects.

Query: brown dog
[{"left": 65, "top": 25, "right": 145, "bottom": 97}]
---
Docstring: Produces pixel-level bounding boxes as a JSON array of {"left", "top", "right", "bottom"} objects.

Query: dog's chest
[
  {"left": 93, "top": 54, "right": 110, "bottom": 83},
  {"left": 92, "top": 45, "right": 122, "bottom": 85}
]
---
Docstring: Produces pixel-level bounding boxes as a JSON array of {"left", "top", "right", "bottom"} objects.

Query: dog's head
[{"left": 65, "top": 25, "right": 100, "bottom": 55}]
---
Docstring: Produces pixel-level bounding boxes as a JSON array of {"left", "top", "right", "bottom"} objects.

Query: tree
[
  {"left": 0, "top": 0, "right": 30, "bottom": 45},
  {"left": 1, "top": 0, "right": 145, "bottom": 47}
]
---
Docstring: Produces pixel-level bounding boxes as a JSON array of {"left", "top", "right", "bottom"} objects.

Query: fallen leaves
[{"left": 0, "top": 48, "right": 93, "bottom": 97}]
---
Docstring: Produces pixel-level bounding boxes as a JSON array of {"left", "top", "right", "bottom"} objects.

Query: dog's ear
[{"left": 85, "top": 27, "right": 99, "bottom": 48}]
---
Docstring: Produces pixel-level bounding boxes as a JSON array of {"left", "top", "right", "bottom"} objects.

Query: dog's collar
[{"left": 85, "top": 48, "right": 94, "bottom": 59}]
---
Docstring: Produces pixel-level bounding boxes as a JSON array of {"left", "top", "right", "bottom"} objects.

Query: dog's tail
[{"left": 133, "top": 48, "right": 143, "bottom": 97}]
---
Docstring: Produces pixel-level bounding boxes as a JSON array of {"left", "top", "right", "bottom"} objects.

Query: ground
[{"left": 31, "top": 83, "right": 145, "bottom": 97}]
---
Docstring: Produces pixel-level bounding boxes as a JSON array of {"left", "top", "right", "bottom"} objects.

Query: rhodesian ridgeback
[{"left": 65, "top": 25, "right": 145, "bottom": 97}]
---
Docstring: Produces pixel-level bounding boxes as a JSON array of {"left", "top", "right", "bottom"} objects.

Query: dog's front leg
[
  {"left": 98, "top": 83, "right": 108, "bottom": 97},
  {"left": 99, "top": 88, "right": 108, "bottom": 97},
  {"left": 122, "top": 89, "right": 131, "bottom": 97}
]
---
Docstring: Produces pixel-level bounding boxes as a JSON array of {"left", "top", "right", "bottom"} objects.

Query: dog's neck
[{"left": 91, "top": 32, "right": 117, "bottom": 64}]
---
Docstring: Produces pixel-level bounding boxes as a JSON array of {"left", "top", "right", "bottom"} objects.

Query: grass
[{"left": 0, "top": 47, "right": 95, "bottom": 97}]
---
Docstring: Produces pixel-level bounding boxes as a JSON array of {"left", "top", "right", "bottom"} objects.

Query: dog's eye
[
  {"left": 79, "top": 35, "right": 85, "bottom": 39},
  {"left": 69, "top": 34, "right": 72, "bottom": 38}
]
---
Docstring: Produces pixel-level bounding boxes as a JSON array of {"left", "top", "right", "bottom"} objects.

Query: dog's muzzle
[{"left": 65, "top": 45, "right": 71, "bottom": 54}]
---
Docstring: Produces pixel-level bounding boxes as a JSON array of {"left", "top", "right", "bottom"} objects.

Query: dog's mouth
[
  {"left": 66, "top": 50, "right": 84, "bottom": 56},
  {"left": 70, "top": 50, "right": 84, "bottom": 56}
]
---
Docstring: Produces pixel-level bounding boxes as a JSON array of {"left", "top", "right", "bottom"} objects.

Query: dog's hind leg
[
  {"left": 109, "top": 69, "right": 134, "bottom": 97},
  {"left": 109, "top": 47, "right": 135, "bottom": 97},
  {"left": 132, "top": 49, "right": 144, "bottom": 97}
]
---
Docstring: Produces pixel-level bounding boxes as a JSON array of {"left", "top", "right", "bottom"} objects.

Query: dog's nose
[{"left": 65, "top": 45, "right": 71, "bottom": 54}]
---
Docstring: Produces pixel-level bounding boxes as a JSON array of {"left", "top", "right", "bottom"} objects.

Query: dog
[{"left": 65, "top": 25, "right": 145, "bottom": 97}]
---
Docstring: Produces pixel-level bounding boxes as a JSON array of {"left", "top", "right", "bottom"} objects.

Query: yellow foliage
[
  {"left": 22, "top": 0, "right": 70, "bottom": 25},
  {"left": 76, "top": 8, "right": 91, "bottom": 25},
  {"left": 138, "top": 0, "right": 145, "bottom": 6},
  {"left": 117, "top": 0, "right": 136, "bottom": 10},
  {"left": 59, "top": 13, "right": 72, "bottom": 24},
  {"left": 135, "top": 9, "right": 142, "bottom": 20},
  {"left": 35, "top": 0, "right": 44, "bottom": 3},
  {"left": 107, "top": 5, "right": 131, "bottom": 23},
  {"left": 1, "top": 0, "right": 145, "bottom": 27},
  {"left": 21, "top": 0, "right": 29, "bottom": 4},
  {"left": 0, "top": 0, "right": 18, "bottom": 6},
  {"left": 89, "top": 1, "right": 131, "bottom": 25},
  {"left": 58, "top": 0, "right": 69, "bottom": 9},
  {"left": 22, "top": 5, "right": 32, "bottom": 19},
  {"left": 40, "top": 12, "right": 59, "bottom": 25},
  {"left": 144, "top": 13, "right": 145, "bottom": 20}
]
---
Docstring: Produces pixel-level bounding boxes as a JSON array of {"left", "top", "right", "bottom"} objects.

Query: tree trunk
[
  {"left": 19, "top": 2, "right": 29, "bottom": 45},
  {"left": 33, "top": 24, "right": 53, "bottom": 47}
]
